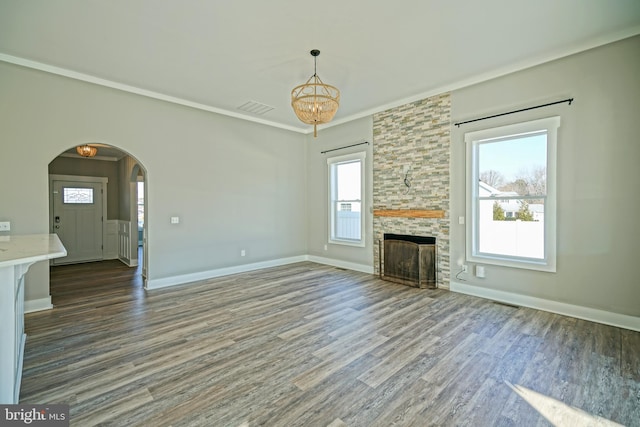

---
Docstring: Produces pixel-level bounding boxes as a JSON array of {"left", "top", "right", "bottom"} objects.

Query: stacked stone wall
[{"left": 373, "top": 93, "right": 451, "bottom": 288}]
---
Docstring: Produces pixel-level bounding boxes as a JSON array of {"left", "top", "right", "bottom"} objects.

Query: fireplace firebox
[{"left": 379, "top": 233, "right": 437, "bottom": 289}]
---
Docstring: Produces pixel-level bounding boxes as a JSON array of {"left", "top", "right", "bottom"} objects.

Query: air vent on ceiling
[{"left": 237, "top": 100, "right": 275, "bottom": 115}]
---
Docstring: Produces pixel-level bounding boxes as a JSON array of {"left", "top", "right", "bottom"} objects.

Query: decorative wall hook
[{"left": 403, "top": 169, "right": 412, "bottom": 194}]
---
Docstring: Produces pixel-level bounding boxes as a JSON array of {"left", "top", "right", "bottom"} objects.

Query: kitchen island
[{"left": 0, "top": 234, "right": 66, "bottom": 403}]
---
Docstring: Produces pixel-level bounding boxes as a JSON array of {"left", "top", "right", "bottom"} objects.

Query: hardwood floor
[{"left": 21, "top": 260, "right": 640, "bottom": 426}]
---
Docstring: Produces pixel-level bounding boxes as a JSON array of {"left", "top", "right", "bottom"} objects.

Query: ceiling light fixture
[
  {"left": 291, "top": 49, "right": 340, "bottom": 137},
  {"left": 76, "top": 144, "right": 98, "bottom": 157}
]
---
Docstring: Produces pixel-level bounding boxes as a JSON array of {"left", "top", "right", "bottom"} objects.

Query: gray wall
[
  {"left": 305, "top": 117, "right": 374, "bottom": 270},
  {"left": 2, "top": 35, "right": 638, "bottom": 319},
  {"left": 450, "top": 35, "right": 640, "bottom": 317},
  {"left": 48, "top": 156, "right": 120, "bottom": 219},
  {"left": 0, "top": 61, "right": 307, "bottom": 300},
  {"left": 118, "top": 156, "right": 137, "bottom": 222}
]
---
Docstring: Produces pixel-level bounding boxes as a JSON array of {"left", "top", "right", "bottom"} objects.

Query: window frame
[
  {"left": 327, "top": 151, "right": 366, "bottom": 247},
  {"left": 465, "top": 116, "right": 560, "bottom": 272}
]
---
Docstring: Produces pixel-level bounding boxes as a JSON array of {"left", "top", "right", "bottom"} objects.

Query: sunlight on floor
[{"left": 506, "top": 381, "right": 623, "bottom": 426}]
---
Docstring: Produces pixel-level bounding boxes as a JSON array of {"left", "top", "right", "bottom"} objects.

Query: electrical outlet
[
  {"left": 461, "top": 264, "right": 468, "bottom": 273},
  {"left": 0, "top": 221, "right": 10, "bottom": 231}
]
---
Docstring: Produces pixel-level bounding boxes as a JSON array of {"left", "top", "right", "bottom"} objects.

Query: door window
[{"left": 63, "top": 187, "right": 94, "bottom": 204}]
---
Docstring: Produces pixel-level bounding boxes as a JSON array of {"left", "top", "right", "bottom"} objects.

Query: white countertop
[{"left": 0, "top": 234, "right": 67, "bottom": 268}]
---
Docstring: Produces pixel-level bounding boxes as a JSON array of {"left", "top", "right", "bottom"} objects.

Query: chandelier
[
  {"left": 76, "top": 144, "right": 98, "bottom": 157},
  {"left": 291, "top": 49, "right": 340, "bottom": 137}
]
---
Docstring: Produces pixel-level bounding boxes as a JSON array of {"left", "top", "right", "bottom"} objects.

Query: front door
[{"left": 52, "top": 180, "right": 104, "bottom": 264}]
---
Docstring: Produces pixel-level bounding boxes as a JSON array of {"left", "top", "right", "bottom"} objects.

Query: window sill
[
  {"left": 468, "top": 253, "right": 556, "bottom": 273},
  {"left": 329, "top": 239, "right": 365, "bottom": 248}
]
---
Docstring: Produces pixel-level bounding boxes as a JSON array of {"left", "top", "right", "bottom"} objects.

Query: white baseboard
[
  {"left": 25, "top": 296, "right": 53, "bottom": 313},
  {"left": 145, "top": 255, "right": 375, "bottom": 291},
  {"left": 145, "top": 255, "right": 308, "bottom": 290},
  {"left": 307, "top": 255, "right": 374, "bottom": 274},
  {"left": 118, "top": 257, "right": 138, "bottom": 267},
  {"left": 450, "top": 281, "right": 640, "bottom": 332}
]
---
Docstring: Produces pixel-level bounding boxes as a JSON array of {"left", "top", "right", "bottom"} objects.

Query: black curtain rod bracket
[
  {"left": 454, "top": 98, "right": 574, "bottom": 128},
  {"left": 321, "top": 141, "right": 370, "bottom": 154}
]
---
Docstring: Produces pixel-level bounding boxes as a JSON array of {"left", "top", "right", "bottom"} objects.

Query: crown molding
[
  {"left": 2, "top": 25, "right": 639, "bottom": 136},
  {"left": 0, "top": 52, "right": 307, "bottom": 134}
]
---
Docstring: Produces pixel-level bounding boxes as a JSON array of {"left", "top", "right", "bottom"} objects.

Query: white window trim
[
  {"left": 327, "top": 151, "right": 366, "bottom": 247},
  {"left": 465, "top": 116, "right": 560, "bottom": 272}
]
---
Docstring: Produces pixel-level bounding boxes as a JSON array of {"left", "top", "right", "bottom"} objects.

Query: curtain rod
[
  {"left": 453, "top": 98, "right": 574, "bottom": 128},
  {"left": 320, "top": 141, "right": 369, "bottom": 154}
]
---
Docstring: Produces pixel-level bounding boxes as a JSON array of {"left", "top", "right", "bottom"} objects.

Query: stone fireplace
[{"left": 373, "top": 93, "right": 451, "bottom": 288}]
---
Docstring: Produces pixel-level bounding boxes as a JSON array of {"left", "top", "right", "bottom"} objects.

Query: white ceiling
[{"left": 1, "top": 1, "right": 639, "bottom": 134}]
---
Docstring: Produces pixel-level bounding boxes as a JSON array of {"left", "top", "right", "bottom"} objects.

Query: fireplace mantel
[{"left": 373, "top": 209, "right": 445, "bottom": 219}]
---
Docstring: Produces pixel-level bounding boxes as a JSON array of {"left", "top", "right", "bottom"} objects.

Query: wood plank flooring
[{"left": 20, "top": 260, "right": 640, "bottom": 426}]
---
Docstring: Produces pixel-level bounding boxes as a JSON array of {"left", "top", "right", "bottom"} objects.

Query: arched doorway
[
  {"left": 130, "top": 162, "right": 148, "bottom": 282},
  {"left": 48, "top": 143, "right": 149, "bottom": 288}
]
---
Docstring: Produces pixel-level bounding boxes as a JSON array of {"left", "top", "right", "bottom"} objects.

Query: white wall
[
  {"left": 0, "top": 61, "right": 307, "bottom": 300},
  {"left": 450, "top": 35, "right": 640, "bottom": 317},
  {"left": 305, "top": 117, "right": 374, "bottom": 272}
]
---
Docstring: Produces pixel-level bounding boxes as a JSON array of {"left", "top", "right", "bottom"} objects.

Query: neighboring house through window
[
  {"left": 466, "top": 116, "right": 560, "bottom": 272},
  {"left": 328, "top": 151, "right": 366, "bottom": 247}
]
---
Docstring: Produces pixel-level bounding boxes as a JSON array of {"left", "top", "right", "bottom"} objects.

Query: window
[
  {"left": 328, "top": 151, "right": 366, "bottom": 246},
  {"left": 137, "top": 181, "right": 144, "bottom": 229},
  {"left": 466, "top": 116, "right": 560, "bottom": 272},
  {"left": 63, "top": 187, "right": 94, "bottom": 204}
]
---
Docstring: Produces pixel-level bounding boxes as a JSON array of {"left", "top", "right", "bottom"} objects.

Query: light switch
[
  {"left": 458, "top": 216, "right": 465, "bottom": 225},
  {"left": 170, "top": 216, "right": 180, "bottom": 224}
]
